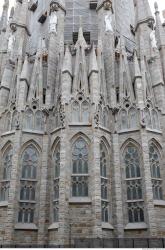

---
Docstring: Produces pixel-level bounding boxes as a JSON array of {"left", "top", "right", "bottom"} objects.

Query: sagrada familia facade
[{"left": 0, "top": 0, "right": 165, "bottom": 246}]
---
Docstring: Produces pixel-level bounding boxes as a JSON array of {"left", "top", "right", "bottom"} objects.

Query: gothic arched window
[
  {"left": 5, "top": 112, "right": 11, "bottom": 131},
  {"left": 24, "top": 109, "right": 34, "bottom": 130},
  {"left": 129, "top": 107, "right": 137, "bottom": 129},
  {"left": 53, "top": 142, "right": 60, "bottom": 222},
  {"left": 120, "top": 109, "right": 127, "bottom": 130},
  {"left": 145, "top": 108, "right": 152, "bottom": 128},
  {"left": 72, "top": 101, "right": 80, "bottom": 123},
  {"left": 82, "top": 101, "right": 90, "bottom": 123},
  {"left": 35, "top": 111, "right": 44, "bottom": 131},
  {"left": 102, "top": 108, "right": 109, "bottom": 128},
  {"left": 0, "top": 147, "right": 13, "bottom": 201},
  {"left": 72, "top": 138, "right": 88, "bottom": 197},
  {"left": 152, "top": 110, "right": 159, "bottom": 130},
  {"left": 149, "top": 143, "right": 163, "bottom": 200},
  {"left": 124, "top": 144, "right": 144, "bottom": 223},
  {"left": 11, "top": 111, "right": 17, "bottom": 131},
  {"left": 3, "top": 147, "right": 13, "bottom": 180},
  {"left": 18, "top": 145, "right": 39, "bottom": 223},
  {"left": 100, "top": 141, "right": 109, "bottom": 222}
]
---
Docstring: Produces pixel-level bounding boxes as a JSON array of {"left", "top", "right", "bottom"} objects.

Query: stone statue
[
  {"left": 105, "top": 12, "right": 113, "bottom": 33},
  {"left": 49, "top": 11, "right": 58, "bottom": 34},
  {"left": 8, "top": 32, "right": 15, "bottom": 52},
  {"left": 150, "top": 30, "right": 157, "bottom": 50}
]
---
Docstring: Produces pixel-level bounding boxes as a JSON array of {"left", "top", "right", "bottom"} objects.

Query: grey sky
[{"left": 0, "top": 0, "right": 164, "bottom": 21}]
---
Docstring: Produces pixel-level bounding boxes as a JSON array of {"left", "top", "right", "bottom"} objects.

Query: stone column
[
  {"left": 4, "top": 130, "right": 22, "bottom": 244},
  {"left": 140, "top": 129, "right": 157, "bottom": 236},
  {"left": 92, "top": 131, "right": 102, "bottom": 237},
  {"left": 112, "top": 133, "right": 124, "bottom": 237},
  {"left": 37, "top": 134, "right": 50, "bottom": 245}
]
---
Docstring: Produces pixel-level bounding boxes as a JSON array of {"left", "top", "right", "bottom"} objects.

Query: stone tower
[{"left": 0, "top": 0, "right": 165, "bottom": 247}]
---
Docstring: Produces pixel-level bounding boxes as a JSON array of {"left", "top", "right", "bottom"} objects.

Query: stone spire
[
  {"left": 133, "top": 50, "right": 144, "bottom": 108},
  {"left": 0, "top": 0, "right": 9, "bottom": 32},
  {"left": 154, "top": 2, "right": 165, "bottom": 79},
  {"left": 11, "top": 0, "right": 29, "bottom": 31},
  {"left": 119, "top": 36, "right": 134, "bottom": 104},
  {"left": 89, "top": 44, "right": 100, "bottom": 104},
  {"left": 154, "top": 2, "right": 165, "bottom": 48},
  {"left": 17, "top": 55, "right": 29, "bottom": 109},
  {"left": 46, "top": 0, "right": 66, "bottom": 106},
  {"left": 134, "top": 0, "right": 154, "bottom": 31},
  {"left": 72, "top": 18, "right": 89, "bottom": 95},
  {"left": 61, "top": 45, "right": 72, "bottom": 104}
]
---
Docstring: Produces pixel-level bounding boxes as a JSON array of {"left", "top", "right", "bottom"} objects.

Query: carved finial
[
  {"left": 154, "top": 2, "right": 158, "bottom": 12},
  {"left": 79, "top": 16, "right": 82, "bottom": 28}
]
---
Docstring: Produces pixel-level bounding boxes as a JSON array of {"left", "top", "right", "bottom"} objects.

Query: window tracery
[
  {"left": 0, "top": 147, "right": 13, "bottom": 202},
  {"left": 53, "top": 142, "right": 60, "bottom": 222},
  {"left": 71, "top": 138, "right": 89, "bottom": 197},
  {"left": 71, "top": 98, "right": 90, "bottom": 123},
  {"left": 18, "top": 145, "right": 39, "bottom": 223},
  {"left": 124, "top": 144, "right": 144, "bottom": 223},
  {"left": 149, "top": 143, "right": 163, "bottom": 200},
  {"left": 100, "top": 141, "right": 109, "bottom": 222},
  {"left": 23, "top": 109, "right": 44, "bottom": 131},
  {"left": 119, "top": 104, "right": 138, "bottom": 131}
]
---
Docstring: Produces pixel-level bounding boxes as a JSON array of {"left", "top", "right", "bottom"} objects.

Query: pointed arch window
[
  {"left": 11, "top": 111, "right": 18, "bottom": 131},
  {"left": 102, "top": 108, "right": 109, "bottom": 128},
  {"left": 72, "top": 101, "right": 80, "bottom": 123},
  {"left": 5, "top": 112, "right": 11, "bottom": 132},
  {"left": 82, "top": 101, "right": 90, "bottom": 123},
  {"left": 152, "top": 110, "right": 159, "bottom": 130},
  {"left": 35, "top": 111, "right": 44, "bottom": 131},
  {"left": 18, "top": 145, "right": 39, "bottom": 223},
  {"left": 53, "top": 142, "right": 60, "bottom": 222},
  {"left": 149, "top": 143, "right": 163, "bottom": 200},
  {"left": 124, "top": 144, "right": 144, "bottom": 223},
  {"left": 72, "top": 138, "right": 89, "bottom": 197},
  {"left": 120, "top": 109, "right": 127, "bottom": 130},
  {"left": 0, "top": 147, "right": 13, "bottom": 202},
  {"left": 100, "top": 141, "right": 109, "bottom": 222},
  {"left": 24, "top": 109, "right": 34, "bottom": 130},
  {"left": 71, "top": 100, "right": 90, "bottom": 123},
  {"left": 129, "top": 107, "right": 137, "bottom": 129}
]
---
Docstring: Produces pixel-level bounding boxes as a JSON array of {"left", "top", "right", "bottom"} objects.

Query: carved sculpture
[
  {"left": 105, "top": 13, "right": 113, "bottom": 33},
  {"left": 8, "top": 32, "right": 15, "bottom": 52},
  {"left": 49, "top": 10, "right": 58, "bottom": 34},
  {"left": 150, "top": 30, "right": 158, "bottom": 50}
]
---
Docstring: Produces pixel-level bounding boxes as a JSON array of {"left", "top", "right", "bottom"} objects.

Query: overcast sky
[{"left": 0, "top": 0, "right": 164, "bottom": 21}]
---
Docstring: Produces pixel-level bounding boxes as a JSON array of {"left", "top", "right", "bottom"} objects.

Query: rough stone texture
[{"left": 0, "top": 0, "right": 164, "bottom": 246}]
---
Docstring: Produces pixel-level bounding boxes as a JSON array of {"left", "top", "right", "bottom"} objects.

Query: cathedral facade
[{"left": 0, "top": 0, "right": 165, "bottom": 246}]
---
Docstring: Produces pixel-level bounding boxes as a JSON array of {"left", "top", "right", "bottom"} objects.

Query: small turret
[
  {"left": 88, "top": 44, "right": 100, "bottom": 104},
  {"left": 154, "top": 2, "right": 165, "bottom": 79},
  {"left": 0, "top": 0, "right": 9, "bottom": 33},
  {"left": 61, "top": 46, "right": 72, "bottom": 104},
  {"left": 17, "top": 55, "right": 29, "bottom": 109}
]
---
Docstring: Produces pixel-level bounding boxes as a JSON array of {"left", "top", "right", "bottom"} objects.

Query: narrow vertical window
[
  {"left": 72, "top": 101, "right": 80, "bottom": 122},
  {"left": 120, "top": 109, "right": 127, "bottom": 130},
  {"left": 35, "top": 111, "right": 44, "bottom": 131},
  {"left": 18, "top": 146, "right": 38, "bottom": 223},
  {"left": 149, "top": 143, "right": 163, "bottom": 200},
  {"left": 72, "top": 138, "right": 88, "bottom": 197},
  {"left": 124, "top": 145, "right": 144, "bottom": 223},
  {"left": 100, "top": 142, "right": 109, "bottom": 222},
  {"left": 81, "top": 101, "right": 90, "bottom": 123},
  {"left": 0, "top": 147, "right": 13, "bottom": 201},
  {"left": 129, "top": 107, "right": 137, "bottom": 129},
  {"left": 24, "top": 109, "right": 34, "bottom": 130},
  {"left": 53, "top": 142, "right": 60, "bottom": 222}
]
